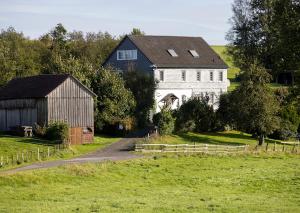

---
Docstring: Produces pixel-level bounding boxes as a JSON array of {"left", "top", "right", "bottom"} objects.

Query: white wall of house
[{"left": 154, "top": 68, "right": 230, "bottom": 112}]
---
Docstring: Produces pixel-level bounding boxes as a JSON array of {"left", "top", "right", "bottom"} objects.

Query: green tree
[
  {"left": 0, "top": 27, "right": 43, "bottom": 85},
  {"left": 227, "top": 0, "right": 300, "bottom": 82},
  {"left": 233, "top": 62, "right": 280, "bottom": 145},
  {"left": 130, "top": 28, "right": 145, "bottom": 36},
  {"left": 92, "top": 67, "right": 136, "bottom": 131},
  {"left": 155, "top": 108, "right": 175, "bottom": 135},
  {"left": 176, "top": 98, "right": 217, "bottom": 133},
  {"left": 123, "top": 70, "right": 156, "bottom": 127}
]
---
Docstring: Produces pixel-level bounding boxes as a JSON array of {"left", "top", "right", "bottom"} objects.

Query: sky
[{"left": 0, "top": 0, "right": 234, "bottom": 45}]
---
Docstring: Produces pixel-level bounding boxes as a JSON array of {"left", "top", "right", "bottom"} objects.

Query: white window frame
[
  {"left": 218, "top": 71, "right": 223, "bottom": 82},
  {"left": 117, "top": 50, "right": 137, "bottom": 60},
  {"left": 159, "top": 70, "right": 164, "bottom": 82},
  {"left": 181, "top": 70, "right": 186, "bottom": 81},
  {"left": 189, "top": 50, "right": 200, "bottom": 58},
  {"left": 209, "top": 71, "right": 214, "bottom": 82},
  {"left": 167, "top": 49, "right": 178, "bottom": 57},
  {"left": 197, "top": 71, "right": 201, "bottom": 81}
]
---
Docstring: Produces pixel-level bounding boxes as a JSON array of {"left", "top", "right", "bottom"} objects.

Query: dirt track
[{"left": 1, "top": 130, "right": 148, "bottom": 175}]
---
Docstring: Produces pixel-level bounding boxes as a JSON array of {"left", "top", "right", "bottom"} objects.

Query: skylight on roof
[
  {"left": 189, "top": 50, "right": 199, "bottom": 58},
  {"left": 167, "top": 49, "right": 178, "bottom": 57}
]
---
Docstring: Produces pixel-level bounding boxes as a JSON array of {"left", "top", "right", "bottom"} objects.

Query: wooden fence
[
  {"left": 135, "top": 143, "right": 248, "bottom": 154},
  {"left": 0, "top": 143, "right": 69, "bottom": 168}
]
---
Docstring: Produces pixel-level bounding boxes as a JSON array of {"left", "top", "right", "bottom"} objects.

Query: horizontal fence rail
[
  {"left": 135, "top": 143, "right": 249, "bottom": 154},
  {"left": 0, "top": 143, "right": 69, "bottom": 168}
]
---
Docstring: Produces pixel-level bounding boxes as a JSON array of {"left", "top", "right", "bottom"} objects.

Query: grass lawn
[
  {"left": 0, "top": 154, "right": 299, "bottom": 212},
  {"left": 143, "top": 131, "right": 297, "bottom": 152},
  {"left": 0, "top": 135, "right": 53, "bottom": 156},
  {"left": 0, "top": 134, "right": 120, "bottom": 170}
]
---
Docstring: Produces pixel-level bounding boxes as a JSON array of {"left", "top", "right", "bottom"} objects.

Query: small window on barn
[
  {"left": 189, "top": 50, "right": 199, "bottom": 58},
  {"left": 167, "top": 49, "right": 178, "bottom": 57},
  {"left": 117, "top": 50, "right": 137, "bottom": 60},
  {"left": 83, "top": 127, "right": 93, "bottom": 134}
]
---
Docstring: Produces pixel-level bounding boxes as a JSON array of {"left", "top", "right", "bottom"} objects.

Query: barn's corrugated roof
[
  {"left": 0, "top": 74, "right": 72, "bottom": 100},
  {"left": 126, "top": 35, "right": 228, "bottom": 69}
]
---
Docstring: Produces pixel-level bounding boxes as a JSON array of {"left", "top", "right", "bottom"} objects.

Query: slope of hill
[{"left": 211, "top": 46, "right": 240, "bottom": 91}]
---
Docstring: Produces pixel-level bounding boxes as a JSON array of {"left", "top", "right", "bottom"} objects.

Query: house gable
[
  {"left": 103, "top": 36, "right": 154, "bottom": 73},
  {"left": 47, "top": 76, "right": 96, "bottom": 98}
]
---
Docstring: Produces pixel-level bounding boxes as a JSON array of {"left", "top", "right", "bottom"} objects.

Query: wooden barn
[{"left": 0, "top": 74, "right": 96, "bottom": 144}]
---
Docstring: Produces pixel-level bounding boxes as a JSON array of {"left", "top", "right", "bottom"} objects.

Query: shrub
[
  {"left": 154, "top": 108, "right": 175, "bottom": 135},
  {"left": 33, "top": 123, "right": 47, "bottom": 137},
  {"left": 176, "top": 98, "right": 217, "bottom": 133},
  {"left": 45, "top": 121, "right": 69, "bottom": 143}
]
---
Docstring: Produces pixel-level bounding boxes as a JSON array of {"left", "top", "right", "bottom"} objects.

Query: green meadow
[{"left": 0, "top": 154, "right": 299, "bottom": 212}]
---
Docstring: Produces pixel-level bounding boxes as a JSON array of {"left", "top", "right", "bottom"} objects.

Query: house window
[
  {"left": 197, "top": 71, "right": 201, "bottom": 81},
  {"left": 189, "top": 50, "right": 199, "bottom": 58},
  {"left": 210, "top": 93, "right": 215, "bottom": 103},
  {"left": 182, "top": 95, "right": 187, "bottom": 103},
  {"left": 159, "top": 71, "right": 164, "bottom": 82},
  {"left": 181, "top": 70, "right": 186, "bottom": 81},
  {"left": 219, "top": 71, "right": 223, "bottom": 81},
  {"left": 117, "top": 50, "right": 137, "bottom": 60},
  {"left": 167, "top": 49, "right": 178, "bottom": 57},
  {"left": 210, "top": 71, "right": 214, "bottom": 81}
]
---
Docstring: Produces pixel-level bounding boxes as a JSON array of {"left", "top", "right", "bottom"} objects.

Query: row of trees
[
  {"left": 227, "top": 0, "right": 300, "bottom": 83},
  {"left": 0, "top": 24, "right": 154, "bottom": 133}
]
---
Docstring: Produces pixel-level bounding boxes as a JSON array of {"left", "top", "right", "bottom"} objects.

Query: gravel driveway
[{"left": 1, "top": 130, "right": 148, "bottom": 175}]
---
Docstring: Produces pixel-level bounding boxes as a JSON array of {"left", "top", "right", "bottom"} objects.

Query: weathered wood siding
[
  {"left": 0, "top": 99, "right": 47, "bottom": 131},
  {"left": 47, "top": 77, "right": 94, "bottom": 128}
]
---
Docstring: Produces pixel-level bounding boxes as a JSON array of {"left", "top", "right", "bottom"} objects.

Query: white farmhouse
[{"left": 103, "top": 35, "right": 229, "bottom": 112}]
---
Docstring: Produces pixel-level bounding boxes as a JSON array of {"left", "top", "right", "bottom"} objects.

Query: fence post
[
  {"left": 273, "top": 142, "right": 276, "bottom": 151},
  {"left": 282, "top": 143, "right": 285, "bottom": 152},
  {"left": 22, "top": 152, "right": 24, "bottom": 163},
  {"left": 6, "top": 156, "right": 8, "bottom": 165},
  {"left": 266, "top": 142, "right": 269, "bottom": 152},
  {"left": 292, "top": 144, "right": 296, "bottom": 153},
  {"left": 48, "top": 147, "right": 50, "bottom": 158},
  {"left": 37, "top": 148, "right": 40, "bottom": 161}
]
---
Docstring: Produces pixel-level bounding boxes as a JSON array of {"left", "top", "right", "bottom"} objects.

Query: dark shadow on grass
[
  {"left": 176, "top": 132, "right": 252, "bottom": 146},
  {"left": 0, "top": 133, "right": 53, "bottom": 146}
]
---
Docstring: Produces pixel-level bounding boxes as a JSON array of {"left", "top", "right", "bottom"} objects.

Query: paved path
[{"left": 1, "top": 130, "right": 148, "bottom": 175}]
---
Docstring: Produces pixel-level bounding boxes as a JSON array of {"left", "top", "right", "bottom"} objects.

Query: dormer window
[
  {"left": 167, "top": 49, "right": 178, "bottom": 57},
  {"left": 189, "top": 50, "right": 199, "bottom": 58},
  {"left": 117, "top": 50, "right": 137, "bottom": 60}
]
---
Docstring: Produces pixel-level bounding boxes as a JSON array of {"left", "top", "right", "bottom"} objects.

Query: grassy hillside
[
  {"left": 211, "top": 46, "right": 285, "bottom": 91},
  {"left": 211, "top": 45, "right": 240, "bottom": 81},
  {"left": 0, "top": 154, "right": 299, "bottom": 212}
]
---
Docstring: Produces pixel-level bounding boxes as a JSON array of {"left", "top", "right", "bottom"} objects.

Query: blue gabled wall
[{"left": 103, "top": 37, "right": 154, "bottom": 74}]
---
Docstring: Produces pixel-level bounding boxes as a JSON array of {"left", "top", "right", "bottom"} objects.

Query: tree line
[
  {"left": 0, "top": 24, "right": 152, "bottom": 133},
  {"left": 154, "top": 0, "right": 300, "bottom": 145}
]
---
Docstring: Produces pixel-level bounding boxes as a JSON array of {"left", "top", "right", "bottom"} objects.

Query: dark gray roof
[
  {"left": 127, "top": 35, "right": 228, "bottom": 69},
  {"left": 0, "top": 74, "right": 95, "bottom": 100}
]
